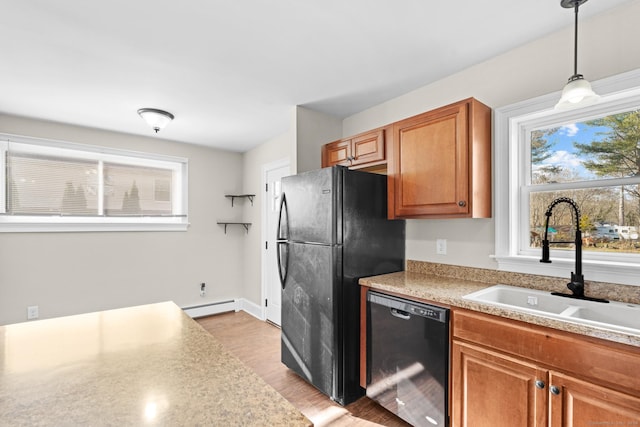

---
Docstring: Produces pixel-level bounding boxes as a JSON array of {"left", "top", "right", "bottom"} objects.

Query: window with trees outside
[
  {"left": 0, "top": 134, "right": 188, "bottom": 232},
  {"left": 494, "top": 70, "right": 640, "bottom": 286}
]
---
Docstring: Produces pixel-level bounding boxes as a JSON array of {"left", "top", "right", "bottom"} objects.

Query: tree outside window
[{"left": 529, "top": 110, "right": 640, "bottom": 254}]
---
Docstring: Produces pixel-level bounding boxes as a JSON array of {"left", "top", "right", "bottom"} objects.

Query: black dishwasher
[{"left": 367, "top": 290, "right": 449, "bottom": 427}]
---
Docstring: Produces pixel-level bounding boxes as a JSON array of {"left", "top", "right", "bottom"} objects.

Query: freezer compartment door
[
  {"left": 280, "top": 167, "right": 341, "bottom": 245},
  {"left": 281, "top": 242, "right": 340, "bottom": 400}
]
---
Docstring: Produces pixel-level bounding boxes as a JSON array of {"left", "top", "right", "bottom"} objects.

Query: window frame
[
  {"left": 0, "top": 133, "right": 189, "bottom": 232},
  {"left": 494, "top": 68, "right": 640, "bottom": 286}
]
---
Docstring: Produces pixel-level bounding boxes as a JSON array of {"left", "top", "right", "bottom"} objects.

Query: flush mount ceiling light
[
  {"left": 555, "top": 0, "right": 600, "bottom": 110},
  {"left": 137, "top": 108, "right": 174, "bottom": 133}
]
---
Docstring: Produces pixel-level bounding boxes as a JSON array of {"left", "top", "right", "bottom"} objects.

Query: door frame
[{"left": 261, "top": 157, "right": 291, "bottom": 323}]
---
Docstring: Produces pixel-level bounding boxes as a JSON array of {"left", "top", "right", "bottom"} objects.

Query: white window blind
[{"left": 1, "top": 134, "right": 188, "bottom": 232}]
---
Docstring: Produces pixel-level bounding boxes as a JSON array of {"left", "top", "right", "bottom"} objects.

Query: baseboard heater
[{"left": 182, "top": 299, "right": 238, "bottom": 318}]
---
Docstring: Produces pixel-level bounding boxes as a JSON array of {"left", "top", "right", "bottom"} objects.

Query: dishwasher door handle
[{"left": 390, "top": 308, "right": 411, "bottom": 320}]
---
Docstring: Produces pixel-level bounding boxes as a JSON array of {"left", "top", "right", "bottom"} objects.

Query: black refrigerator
[{"left": 276, "top": 165, "right": 405, "bottom": 405}]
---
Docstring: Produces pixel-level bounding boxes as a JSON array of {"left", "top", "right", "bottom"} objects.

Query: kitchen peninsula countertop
[
  {"left": 0, "top": 301, "right": 311, "bottom": 426},
  {"left": 360, "top": 269, "right": 640, "bottom": 348}
]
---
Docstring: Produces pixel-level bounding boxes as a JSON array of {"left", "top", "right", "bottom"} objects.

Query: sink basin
[
  {"left": 464, "top": 285, "right": 640, "bottom": 336},
  {"left": 562, "top": 305, "right": 640, "bottom": 331},
  {"left": 463, "top": 285, "right": 572, "bottom": 315}
]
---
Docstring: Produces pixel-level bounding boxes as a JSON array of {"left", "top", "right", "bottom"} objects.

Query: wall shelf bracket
[
  {"left": 225, "top": 194, "right": 255, "bottom": 207},
  {"left": 217, "top": 222, "right": 251, "bottom": 234}
]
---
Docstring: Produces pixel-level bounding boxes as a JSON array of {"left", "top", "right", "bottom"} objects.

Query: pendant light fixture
[
  {"left": 555, "top": 0, "right": 599, "bottom": 110},
  {"left": 137, "top": 108, "right": 174, "bottom": 133}
]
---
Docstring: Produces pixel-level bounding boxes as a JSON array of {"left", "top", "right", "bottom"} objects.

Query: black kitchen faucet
[{"left": 540, "top": 197, "right": 608, "bottom": 303}]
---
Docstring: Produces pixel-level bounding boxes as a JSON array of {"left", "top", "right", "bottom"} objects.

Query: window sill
[
  {"left": 493, "top": 254, "right": 640, "bottom": 287},
  {"left": 0, "top": 217, "right": 189, "bottom": 233}
]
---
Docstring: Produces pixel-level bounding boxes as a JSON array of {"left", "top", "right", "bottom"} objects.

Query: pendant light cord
[{"left": 573, "top": 1, "right": 579, "bottom": 77}]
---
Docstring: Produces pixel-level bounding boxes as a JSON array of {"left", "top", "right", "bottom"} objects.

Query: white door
[{"left": 264, "top": 161, "right": 290, "bottom": 325}]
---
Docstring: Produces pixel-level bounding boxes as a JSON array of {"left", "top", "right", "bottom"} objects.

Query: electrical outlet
[
  {"left": 27, "top": 305, "right": 39, "bottom": 320},
  {"left": 200, "top": 283, "right": 206, "bottom": 297},
  {"left": 436, "top": 239, "right": 447, "bottom": 255}
]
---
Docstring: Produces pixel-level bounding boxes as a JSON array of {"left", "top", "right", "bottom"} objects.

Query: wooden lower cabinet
[
  {"left": 452, "top": 309, "right": 640, "bottom": 427},
  {"left": 452, "top": 342, "right": 547, "bottom": 427},
  {"left": 549, "top": 372, "right": 640, "bottom": 426}
]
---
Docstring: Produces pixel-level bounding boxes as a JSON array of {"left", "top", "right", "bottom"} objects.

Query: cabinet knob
[
  {"left": 535, "top": 380, "right": 545, "bottom": 389},
  {"left": 458, "top": 200, "right": 466, "bottom": 207},
  {"left": 550, "top": 386, "right": 561, "bottom": 395}
]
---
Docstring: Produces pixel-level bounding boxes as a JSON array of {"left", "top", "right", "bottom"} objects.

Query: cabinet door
[
  {"left": 387, "top": 98, "right": 491, "bottom": 219},
  {"left": 321, "top": 139, "right": 351, "bottom": 167},
  {"left": 452, "top": 341, "right": 547, "bottom": 427},
  {"left": 350, "top": 129, "right": 384, "bottom": 166},
  {"left": 549, "top": 371, "right": 640, "bottom": 426},
  {"left": 391, "top": 101, "right": 469, "bottom": 217}
]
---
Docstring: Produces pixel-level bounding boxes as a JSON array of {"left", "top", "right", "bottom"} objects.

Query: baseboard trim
[
  {"left": 238, "top": 298, "right": 264, "bottom": 320},
  {"left": 182, "top": 298, "right": 264, "bottom": 320},
  {"left": 182, "top": 300, "right": 238, "bottom": 318}
]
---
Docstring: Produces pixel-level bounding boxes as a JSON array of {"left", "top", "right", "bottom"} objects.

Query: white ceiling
[{"left": 0, "top": 0, "right": 633, "bottom": 152}]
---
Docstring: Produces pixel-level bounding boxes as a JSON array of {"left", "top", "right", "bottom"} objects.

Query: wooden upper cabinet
[
  {"left": 387, "top": 98, "right": 492, "bottom": 219},
  {"left": 322, "top": 139, "right": 351, "bottom": 167},
  {"left": 321, "top": 128, "right": 386, "bottom": 169},
  {"left": 350, "top": 129, "right": 385, "bottom": 166}
]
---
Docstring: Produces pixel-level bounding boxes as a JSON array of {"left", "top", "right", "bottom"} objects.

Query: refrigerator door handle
[
  {"left": 276, "top": 193, "right": 288, "bottom": 241},
  {"left": 277, "top": 241, "right": 289, "bottom": 289},
  {"left": 276, "top": 193, "right": 289, "bottom": 289}
]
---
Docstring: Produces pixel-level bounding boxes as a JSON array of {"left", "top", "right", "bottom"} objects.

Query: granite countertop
[
  {"left": 0, "top": 301, "right": 311, "bottom": 426},
  {"left": 360, "top": 270, "right": 640, "bottom": 348}
]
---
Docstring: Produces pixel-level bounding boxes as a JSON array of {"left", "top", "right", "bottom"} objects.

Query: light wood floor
[{"left": 197, "top": 311, "right": 410, "bottom": 427}]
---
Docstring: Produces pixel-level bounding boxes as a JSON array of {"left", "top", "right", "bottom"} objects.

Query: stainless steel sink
[{"left": 463, "top": 285, "right": 640, "bottom": 335}]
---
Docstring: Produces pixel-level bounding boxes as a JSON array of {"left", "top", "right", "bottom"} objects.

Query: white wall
[
  {"left": 295, "top": 106, "right": 342, "bottom": 173},
  {"left": 241, "top": 110, "right": 296, "bottom": 306},
  {"left": 342, "top": 0, "right": 640, "bottom": 269},
  {"left": 238, "top": 107, "right": 340, "bottom": 309},
  {"left": 0, "top": 114, "right": 244, "bottom": 325}
]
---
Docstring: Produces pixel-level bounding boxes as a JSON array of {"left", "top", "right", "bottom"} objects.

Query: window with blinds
[{"left": 1, "top": 134, "right": 188, "bottom": 232}]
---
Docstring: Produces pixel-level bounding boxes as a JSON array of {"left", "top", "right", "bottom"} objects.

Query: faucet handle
[{"left": 540, "top": 240, "right": 551, "bottom": 263}]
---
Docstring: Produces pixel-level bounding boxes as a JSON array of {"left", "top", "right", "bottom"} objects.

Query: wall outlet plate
[
  {"left": 27, "top": 305, "right": 39, "bottom": 320},
  {"left": 436, "top": 239, "right": 447, "bottom": 255}
]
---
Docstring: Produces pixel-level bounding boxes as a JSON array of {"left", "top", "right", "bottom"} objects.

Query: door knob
[
  {"left": 458, "top": 200, "right": 466, "bottom": 207},
  {"left": 550, "top": 386, "right": 561, "bottom": 395},
  {"left": 535, "top": 380, "right": 545, "bottom": 389}
]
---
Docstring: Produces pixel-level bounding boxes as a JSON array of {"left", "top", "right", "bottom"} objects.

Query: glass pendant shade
[
  {"left": 555, "top": 74, "right": 600, "bottom": 110},
  {"left": 554, "top": 0, "right": 599, "bottom": 110},
  {"left": 137, "top": 108, "right": 174, "bottom": 133}
]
